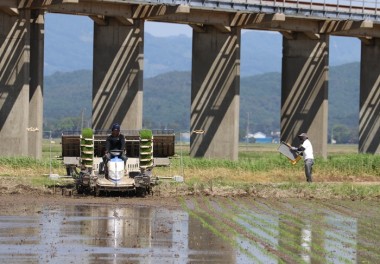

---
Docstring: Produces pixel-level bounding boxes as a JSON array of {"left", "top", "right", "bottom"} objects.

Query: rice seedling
[
  {"left": 215, "top": 198, "right": 306, "bottom": 262},
  {"left": 180, "top": 197, "right": 270, "bottom": 263},
  {"left": 81, "top": 127, "right": 93, "bottom": 138}
]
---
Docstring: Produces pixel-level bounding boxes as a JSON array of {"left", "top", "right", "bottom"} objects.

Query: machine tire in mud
[{"left": 136, "top": 187, "right": 147, "bottom": 198}]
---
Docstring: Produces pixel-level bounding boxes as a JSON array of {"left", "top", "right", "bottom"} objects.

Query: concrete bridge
[{"left": 0, "top": 0, "right": 379, "bottom": 160}]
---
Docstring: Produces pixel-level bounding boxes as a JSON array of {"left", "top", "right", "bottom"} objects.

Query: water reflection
[
  {"left": 231, "top": 201, "right": 360, "bottom": 263},
  {"left": 0, "top": 203, "right": 235, "bottom": 263},
  {"left": 0, "top": 199, "right": 379, "bottom": 263},
  {"left": 188, "top": 213, "right": 235, "bottom": 263},
  {"left": 38, "top": 205, "right": 194, "bottom": 263},
  {"left": 182, "top": 199, "right": 380, "bottom": 263}
]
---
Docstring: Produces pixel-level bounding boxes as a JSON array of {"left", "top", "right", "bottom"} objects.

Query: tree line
[{"left": 44, "top": 62, "right": 360, "bottom": 143}]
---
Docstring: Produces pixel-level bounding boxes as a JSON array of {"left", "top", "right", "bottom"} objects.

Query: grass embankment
[
  {"left": 0, "top": 139, "right": 66, "bottom": 189},
  {"left": 155, "top": 144, "right": 380, "bottom": 199},
  {"left": 0, "top": 142, "right": 379, "bottom": 199}
]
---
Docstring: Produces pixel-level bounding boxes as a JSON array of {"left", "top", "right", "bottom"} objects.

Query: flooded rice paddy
[{"left": 0, "top": 197, "right": 379, "bottom": 263}]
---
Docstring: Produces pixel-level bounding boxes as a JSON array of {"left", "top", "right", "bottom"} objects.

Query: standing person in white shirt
[{"left": 291, "top": 133, "right": 314, "bottom": 182}]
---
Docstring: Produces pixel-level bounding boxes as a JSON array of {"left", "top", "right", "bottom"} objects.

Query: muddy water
[{"left": 0, "top": 198, "right": 379, "bottom": 263}]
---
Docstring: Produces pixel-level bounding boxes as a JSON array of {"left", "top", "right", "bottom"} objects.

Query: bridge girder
[
  {"left": 3, "top": 1, "right": 380, "bottom": 39},
  {"left": 0, "top": 0, "right": 18, "bottom": 15},
  {"left": 0, "top": 7, "right": 18, "bottom": 16}
]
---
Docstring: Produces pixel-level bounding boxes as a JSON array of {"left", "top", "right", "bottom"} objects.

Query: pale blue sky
[
  {"left": 44, "top": 13, "right": 192, "bottom": 37},
  {"left": 145, "top": 21, "right": 192, "bottom": 37}
]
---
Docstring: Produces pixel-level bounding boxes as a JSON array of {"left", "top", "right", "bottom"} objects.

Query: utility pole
[
  {"left": 246, "top": 112, "right": 250, "bottom": 146},
  {"left": 81, "top": 108, "right": 85, "bottom": 131}
]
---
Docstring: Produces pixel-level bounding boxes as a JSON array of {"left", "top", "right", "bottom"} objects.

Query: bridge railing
[
  {"left": 273, "top": 0, "right": 379, "bottom": 14},
  {"left": 158, "top": 0, "right": 379, "bottom": 18}
]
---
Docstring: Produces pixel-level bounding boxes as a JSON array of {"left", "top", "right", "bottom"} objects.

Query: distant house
[
  {"left": 252, "top": 132, "right": 266, "bottom": 139},
  {"left": 244, "top": 131, "right": 272, "bottom": 143},
  {"left": 245, "top": 132, "right": 265, "bottom": 139},
  {"left": 271, "top": 131, "right": 280, "bottom": 143}
]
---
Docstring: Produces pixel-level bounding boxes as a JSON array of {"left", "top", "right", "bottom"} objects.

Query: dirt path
[
  {"left": 0, "top": 183, "right": 183, "bottom": 213},
  {"left": 1, "top": 178, "right": 380, "bottom": 212}
]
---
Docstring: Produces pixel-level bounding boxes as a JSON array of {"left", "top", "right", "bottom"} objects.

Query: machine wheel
[
  {"left": 94, "top": 187, "right": 100, "bottom": 197},
  {"left": 136, "top": 187, "right": 146, "bottom": 198},
  {"left": 76, "top": 185, "right": 84, "bottom": 195}
]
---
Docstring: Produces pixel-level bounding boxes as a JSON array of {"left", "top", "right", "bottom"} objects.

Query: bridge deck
[{"left": 118, "top": 0, "right": 380, "bottom": 21}]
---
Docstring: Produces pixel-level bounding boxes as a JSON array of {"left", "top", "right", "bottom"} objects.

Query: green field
[{"left": 1, "top": 141, "right": 379, "bottom": 199}]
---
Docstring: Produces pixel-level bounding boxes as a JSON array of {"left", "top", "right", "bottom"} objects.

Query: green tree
[{"left": 331, "top": 124, "right": 351, "bottom": 143}]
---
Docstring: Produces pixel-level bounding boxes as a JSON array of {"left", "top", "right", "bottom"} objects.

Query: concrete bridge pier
[
  {"left": 92, "top": 18, "right": 144, "bottom": 131},
  {"left": 0, "top": 11, "right": 31, "bottom": 157},
  {"left": 359, "top": 38, "right": 380, "bottom": 154},
  {"left": 281, "top": 33, "right": 329, "bottom": 158},
  {"left": 190, "top": 26, "right": 240, "bottom": 160},
  {"left": 28, "top": 10, "right": 44, "bottom": 159}
]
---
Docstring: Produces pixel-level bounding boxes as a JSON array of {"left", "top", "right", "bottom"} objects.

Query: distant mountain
[
  {"left": 44, "top": 14, "right": 93, "bottom": 75},
  {"left": 44, "top": 62, "right": 360, "bottom": 142},
  {"left": 43, "top": 70, "right": 92, "bottom": 131},
  {"left": 44, "top": 15, "right": 361, "bottom": 77},
  {"left": 329, "top": 62, "right": 360, "bottom": 128}
]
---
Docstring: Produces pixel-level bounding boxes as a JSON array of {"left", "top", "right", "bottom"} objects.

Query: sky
[
  {"left": 44, "top": 13, "right": 192, "bottom": 37},
  {"left": 144, "top": 21, "right": 192, "bottom": 37}
]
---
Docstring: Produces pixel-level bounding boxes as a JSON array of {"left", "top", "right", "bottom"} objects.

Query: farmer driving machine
[{"left": 61, "top": 128, "right": 175, "bottom": 197}]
